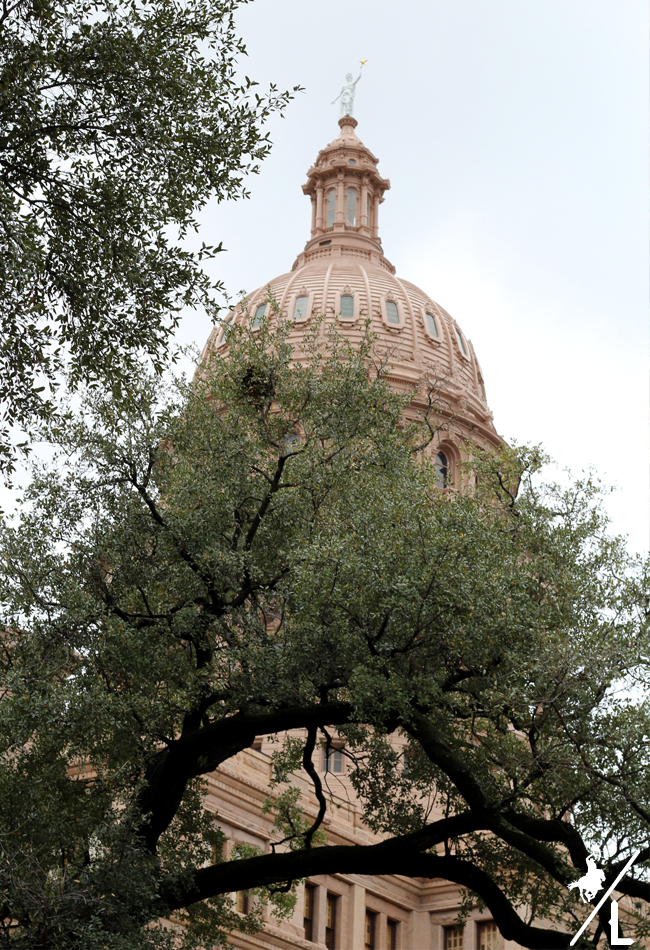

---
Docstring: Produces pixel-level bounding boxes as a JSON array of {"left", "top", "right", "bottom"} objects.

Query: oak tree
[
  {"left": 0, "top": 0, "right": 294, "bottom": 474},
  {"left": 0, "top": 319, "right": 647, "bottom": 948}
]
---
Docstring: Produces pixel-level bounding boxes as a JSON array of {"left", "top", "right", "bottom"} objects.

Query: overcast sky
[{"left": 176, "top": 0, "right": 648, "bottom": 554}]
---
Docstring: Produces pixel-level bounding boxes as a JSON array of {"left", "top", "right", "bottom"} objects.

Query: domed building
[
  {"left": 199, "top": 120, "right": 514, "bottom": 950},
  {"left": 202, "top": 116, "right": 501, "bottom": 487}
]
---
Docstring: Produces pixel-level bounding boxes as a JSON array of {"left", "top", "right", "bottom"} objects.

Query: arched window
[
  {"left": 455, "top": 327, "right": 468, "bottom": 355},
  {"left": 340, "top": 295, "right": 354, "bottom": 319},
  {"left": 326, "top": 189, "right": 336, "bottom": 227},
  {"left": 385, "top": 300, "right": 400, "bottom": 325},
  {"left": 346, "top": 189, "right": 356, "bottom": 226},
  {"left": 435, "top": 451, "right": 448, "bottom": 488},
  {"left": 293, "top": 295, "right": 308, "bottom": 320},
  {"left": 252, "top": 303, "right": 266, "bottom": 327},
  {"left": 425, "top": 312, "right": 439, "bottom": 338}
]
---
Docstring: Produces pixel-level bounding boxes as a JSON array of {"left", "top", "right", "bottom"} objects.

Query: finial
[{"left": 331, "top": 63, "right": 365, "bottom": 119}]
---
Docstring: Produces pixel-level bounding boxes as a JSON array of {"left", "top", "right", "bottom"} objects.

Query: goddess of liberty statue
[{"left": 332, "top": 65, "right": 364, "bottom": 118}]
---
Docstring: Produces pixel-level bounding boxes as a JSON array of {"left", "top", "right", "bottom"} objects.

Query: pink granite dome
[{"left": 201, "top": 117, "right": 500, "bottom": 465}]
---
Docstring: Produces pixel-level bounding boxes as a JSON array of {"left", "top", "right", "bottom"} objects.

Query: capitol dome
[{"left": 202, "top": 116, "right": 501, "bottom": 477}]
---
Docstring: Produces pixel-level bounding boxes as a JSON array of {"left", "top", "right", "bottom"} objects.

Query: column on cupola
[
  {"left": 372, "top": 194, "right": 380, "bottom": 240},
  {"left": 315, "top": 183, "right": 323, "bottom": 231},
  {"left": 336, "top": 172, "right": 345, "bottom": 225},
  {"left": 310, "top": 195, "right": 316, "bottom": 235},
  {"left": 360, "top": 178, "right": 369, "bottom": 229}
]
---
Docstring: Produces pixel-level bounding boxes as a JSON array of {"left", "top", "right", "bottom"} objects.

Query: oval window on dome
[
  {"left": 252, "top": 303, "right": 266, "bottom": 327},
  {"left": 348, "top": 158, "right": 356, "bottom": 165},
  {"left": 455, "top": 327, "right": 468, "bottom": 355},
  {"left": 327, "top": 189, "right": 336, "bottom": 227},
  {"left": 340, "top": 295, "right": 354, "bottom": 319},
  {"left": 386, "top": 300, "right": 400, "bottom": 325},
  {"left": 425, "top": 312, "right": 439, "bottom": 338},
  {"left": 346, "top": 189, "right": 357, "bottom": 226},
  {"left": 293, "top": 295, "right": 309, "bottom": 321},
  {"left": 435, "top": 451, "right": 448, "bottom": 488}
]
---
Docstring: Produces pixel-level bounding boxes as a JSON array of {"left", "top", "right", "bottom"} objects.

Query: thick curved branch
[
  {"left": 137, "top": 702, "right": 355, "bottom": 852},
  {"left": 161, "top": 840, "right": 572, "bottom": 949}
]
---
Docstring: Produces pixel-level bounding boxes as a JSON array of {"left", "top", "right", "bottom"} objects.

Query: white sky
[{"left": 176, "top": 0, "right": 648, "bottom": 555}]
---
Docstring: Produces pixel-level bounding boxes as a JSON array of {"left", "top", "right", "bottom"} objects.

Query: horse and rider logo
[
  {"left": 568, "top": 849, "right": 640, "bottom": 947},
  {"left": 568, "top": 857, "right": 606, "bottom": 903}
]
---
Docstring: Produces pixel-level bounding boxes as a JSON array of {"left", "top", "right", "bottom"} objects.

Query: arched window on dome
[
  {"left": 385, "top": 300, "right": 400, "bottom": 325},
  {"left": 252, "top": 303, "right": 267, "bottom": 328},
  {"left": 340, "top": 295, "right": 354, "bottom": 319},
  {"left": 435, "top": 451, "right": 448, "bottom": 488},
  {"left": 293, "top": 296, "right": 309, "bottom": 321},
  {"left": 425, "top": 312, "right": 439, "bottom": 338},
  {"left": 346, "top": 189, "right": 357, "bottom": 226},
  {"left": 455, "top": 326, "right": 468, "bottom": 356},
  {"left": 327, "top": 189, "right": 336, "bottom": 227}
]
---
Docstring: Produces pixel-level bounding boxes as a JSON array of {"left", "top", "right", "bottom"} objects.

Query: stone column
[
  {"left": 310, "top": 195, "right": 317, "bottom": 235},
  {"left": 408, "top": 909, "right": 432, "bottom": 949},
  {"left": 349, "top": 883, "right": 366, "bottom": 950},
  {"left": 372, "top": 195, "right": 380, "bottom": 239},
  {"left": 336, "top": 172, "right": 345, "bottom": 225},
  {"left": 314, "top": 885, "right": 327, "bottom": 946},
  {"left": 315, "top": 184, "right": 323, "bottom": 230},
  {"left": 360, "top": 179, "right": 369, "bottom": 228}
]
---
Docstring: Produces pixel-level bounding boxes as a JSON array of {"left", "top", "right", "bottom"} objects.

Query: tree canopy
[
  {"left": 0, "top": 319, "right": 648, "bottom": 949},
  {"left": 0, "top": 0, "right": 294, "bottom": 474}
]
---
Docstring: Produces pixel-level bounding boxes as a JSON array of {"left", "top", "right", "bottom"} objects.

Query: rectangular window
[
  {"left": 323, "top": 747, "right": 344, "bottom": 773},
  {"left": 478, "top": 921, "right": 499, "bottom": 950},
  {"left": 387, "top": 919, "right": 398, "bottom": 949},
  {"left": 325, "top": 893, "right": 337, "bottom": 949},
  {"left": 340, "top": 295, "right": 354, "bottom": 319},
  {"left": 444, "top": 925, "right": 464, "bottom": 950},
  {"left": 294, "top": 295, "right": 309, "bottom": 320},
  {"left": 253, "top": 303, "right": 266, "bottom": 327},
  {"left": 304, "top": 883, "right": 315, "bottom": 941},
  {"left": 235, "top": 890, "right": 249, "bottom": 914},
  {"left": 364, "top": 910, "right": 376, "bottom": 949}
]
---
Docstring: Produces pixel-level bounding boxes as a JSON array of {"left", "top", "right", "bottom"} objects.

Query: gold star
[{"left": 360, "top": 59, "right": 367, "bottom": 66}]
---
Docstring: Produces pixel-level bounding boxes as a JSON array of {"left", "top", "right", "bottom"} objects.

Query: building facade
[{"left": 200, "top": 118, "right": 519, "bottom": 950}]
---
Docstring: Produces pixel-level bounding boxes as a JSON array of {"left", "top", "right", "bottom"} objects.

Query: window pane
[
  {"left": 445, "top": 926, "right": 464, "bottom": 950},
  {"left": 324, "top": 748, "right": 344, "bottom": 772},
  {"left": 346, "top": 189, "right": 356, "bottom": 226},
  {"left": 327, "top": 189, "right": 336, "bottom": 227},
  {"left": 235, "top": 890, "right": 249, "bottom": 913},
  {"left": 455, "top": 327, "right": 467, "bottom": 354},
  {"left": 365, "top": 911, "right": 376, "bottom": 949},
  {"left": 425, "top": 312, "right": 439, "bottom": 337},
  {"left": 478, "top": 922, "right": 499, "bottom": 950},
  {"left": 304, "top": 884, "right": 314, "bottom": 941},
  {"left": 253, "top": 304, "right": 266, "bottom": 327},
  {"left": 340, "top": 295, "right": 354, "bottom": 319},
  {"left": 294, "top": 295, "right": 309, "bottom": 320},
  {"left": 386, "top": 300, "right": 399, "bottom": 324},
  {"left": 435, "top": 451, "right": 448, "bottom": 489},
  {"left": 325, "top": 894, "right": 337, "bottom": 949}
]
